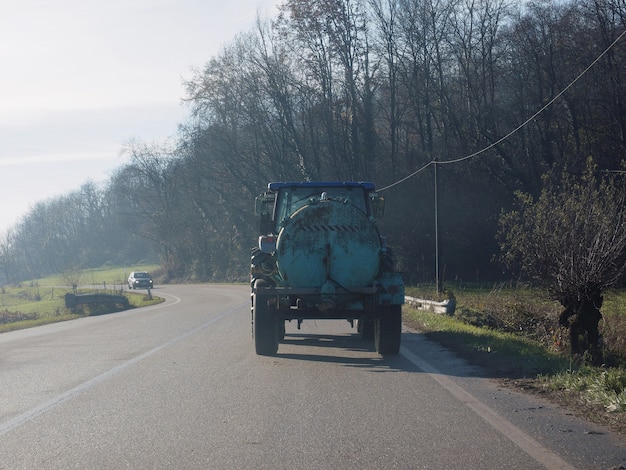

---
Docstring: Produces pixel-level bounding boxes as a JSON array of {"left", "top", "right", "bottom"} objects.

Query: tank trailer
[{"left": 251, "top": 182, "right": 404, "bottom": 355}]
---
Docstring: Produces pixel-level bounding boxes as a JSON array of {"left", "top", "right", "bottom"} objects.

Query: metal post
[{"left": 434, "top": 157, "right": 440, "bottom": 294}]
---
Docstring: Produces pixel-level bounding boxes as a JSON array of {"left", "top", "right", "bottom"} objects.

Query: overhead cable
[{"left": 379, "top": 28, "right": 626, "bottom": 193}]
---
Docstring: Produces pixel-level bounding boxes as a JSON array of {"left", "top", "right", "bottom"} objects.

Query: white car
[{"left": 128, "top": 271, "right": 154, "bottom": 289}]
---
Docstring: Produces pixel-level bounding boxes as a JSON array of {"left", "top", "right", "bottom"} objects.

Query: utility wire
[{"left": 379, "top": 28, "right": 626, "bottom": 193}]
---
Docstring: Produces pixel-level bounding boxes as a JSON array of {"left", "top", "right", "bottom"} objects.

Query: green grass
[
  {"left": 31, "top": 264, "right": 160, "bottom": 288},
  {"left": 0, "top": 312, "right": 84, "bottom": 333},
  {"left": 403, "top": 307, "right": 568, "bottom": 377},
  {"left": 0, "top": 284, "right": 67, "bottom": 314}
]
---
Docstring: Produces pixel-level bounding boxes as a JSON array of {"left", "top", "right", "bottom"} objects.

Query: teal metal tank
[{"left": 275, "top": 198, "right": 381, "bottom": 289}]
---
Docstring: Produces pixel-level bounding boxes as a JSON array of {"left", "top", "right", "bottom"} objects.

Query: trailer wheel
[
  {"left": 357, "top": 319, "right": 374, "bottom": 340},
  {"left": 253, "top": 280, "right": 278, "bottom": 356},
  {"left": 375, "top": 305, "right": 402, "bottom": 355}
]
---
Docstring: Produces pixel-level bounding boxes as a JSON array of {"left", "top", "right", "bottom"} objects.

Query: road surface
[{"left": 1, "top": 284, "right": 625, "bottom": 469}]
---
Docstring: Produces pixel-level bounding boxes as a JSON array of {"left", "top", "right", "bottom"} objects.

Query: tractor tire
[{"left": 253, "top": 280, "right": 278, "bottom": 356}]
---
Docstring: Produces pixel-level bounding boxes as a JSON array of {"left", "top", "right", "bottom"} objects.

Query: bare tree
[
  {"left": 0, "top": 230, "right": 17, "bottom": 283},
  {"left": 498, "top": 159, "right": 626, "bottom": 363},
  {"left": 116, "top": 141, "right": 184, "bottom": 277}
]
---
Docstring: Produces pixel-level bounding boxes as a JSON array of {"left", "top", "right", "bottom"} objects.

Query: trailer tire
[{"left": 375, "top": 305, "right": 402, "bottom": 355}]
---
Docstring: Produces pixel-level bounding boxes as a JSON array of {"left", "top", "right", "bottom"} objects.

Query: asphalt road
[{"left": 1, "top": 284, "right": 625, "bottom": 469}]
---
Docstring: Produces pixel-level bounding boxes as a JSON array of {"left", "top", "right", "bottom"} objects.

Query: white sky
[{"left": 0, "top": 0, "right": 278, "bottom": 232}]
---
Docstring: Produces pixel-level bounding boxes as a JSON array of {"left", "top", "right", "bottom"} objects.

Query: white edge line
[{"left": 400, "top": 346, "right": 577, "bottom": 470}]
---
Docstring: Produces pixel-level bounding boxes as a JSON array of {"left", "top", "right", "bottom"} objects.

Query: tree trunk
[{"left": 559, "top": 292, "right": 603, "bottom": 364}]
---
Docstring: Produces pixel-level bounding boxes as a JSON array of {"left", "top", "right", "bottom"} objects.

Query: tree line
[{"left": 1, "top": 0, "right": 625, "bottom": 286}]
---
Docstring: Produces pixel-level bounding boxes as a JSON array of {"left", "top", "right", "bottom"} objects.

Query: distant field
[
  {"left": 0, "top": 264, "right": 162, "bottom": 333},
  {"left": 31, "top": 264, "right": 161, "bottom": 288}
]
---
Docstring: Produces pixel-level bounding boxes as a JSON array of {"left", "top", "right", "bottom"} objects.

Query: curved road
[{"left": 0, "top": 284, "right": 625, "bottom": 469}]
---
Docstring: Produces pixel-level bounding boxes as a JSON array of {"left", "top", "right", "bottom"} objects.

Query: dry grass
[{"left": 408, "top": 283, "right": 626, "bottom": 363}]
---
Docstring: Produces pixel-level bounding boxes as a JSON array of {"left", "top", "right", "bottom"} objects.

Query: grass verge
[
  {"left": 403, "top": 285, "right": 626, "bottom": 436},
  {"left": 0, "top": 311, "right": 83, "bottom": 333},
  {"left": 403, "top": 307, "right": 569, "bottom": 378},
  {"left": 0, "top": 272, "right": 162, "bottom": 334}
]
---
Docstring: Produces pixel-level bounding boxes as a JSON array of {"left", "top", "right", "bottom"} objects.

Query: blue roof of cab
[{"left": 268, "top": 181, "right": 375, "bottom": 191}]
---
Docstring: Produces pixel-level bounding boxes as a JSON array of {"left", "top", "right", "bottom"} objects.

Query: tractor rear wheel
[
  {"left": 374, "top": 305, "right": 402, "bottom": 355},
  {"left": 253, "top": 280, "right": 278, "bottom": 356}
]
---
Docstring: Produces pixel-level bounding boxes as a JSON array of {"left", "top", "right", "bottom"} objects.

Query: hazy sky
[{"left": 0, "top": 0, "right": 278, "bottom": 232}]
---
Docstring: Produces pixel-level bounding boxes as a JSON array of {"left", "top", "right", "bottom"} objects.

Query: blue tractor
[{"left": 251, "top": 182, "right": 404, "bottom": 356}]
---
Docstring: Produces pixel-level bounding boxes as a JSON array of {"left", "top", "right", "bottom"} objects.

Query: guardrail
[{"left": 405, "top": 296, "right": 456, "bottom": 315}]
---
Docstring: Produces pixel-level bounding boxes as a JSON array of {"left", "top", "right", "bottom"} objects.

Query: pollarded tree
[{"left": 497, "top": 158, "right": 626, "bottom": 363}]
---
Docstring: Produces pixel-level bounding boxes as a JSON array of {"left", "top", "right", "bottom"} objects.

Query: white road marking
[
  {"left": 400, "top": 346, "right": 576, "bottom": 470},
  {"left": 0, "top": 301, "right": 246, "bottom": 437}
]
